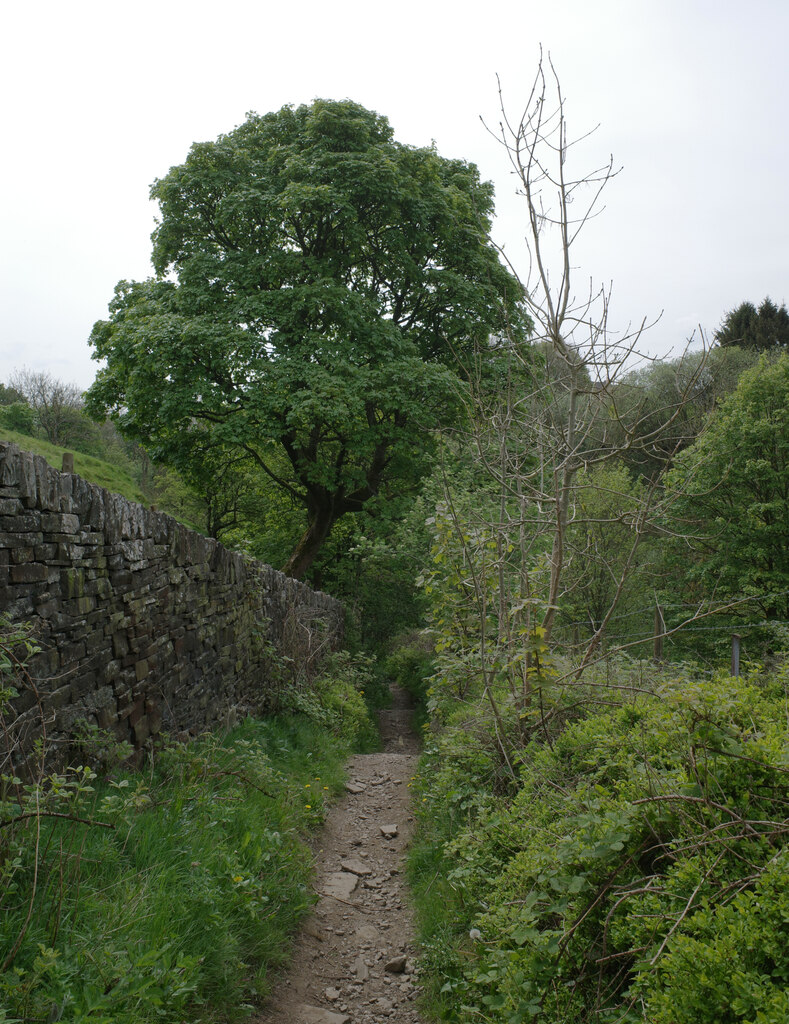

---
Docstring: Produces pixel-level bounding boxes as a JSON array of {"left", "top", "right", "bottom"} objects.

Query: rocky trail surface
[{"left": 256, "top": 687, "right": 426, "bottom": 1024}]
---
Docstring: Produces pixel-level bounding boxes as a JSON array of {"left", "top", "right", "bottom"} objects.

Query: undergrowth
[
  {"left": 1, "top": 629, "right": 375, "bottom": 1023},
  {"left": 408, "top": 654, "right": 789, "bottom": 1023},
  {"left": 380, "top": 633, "right": 435, "bottom": 734}
]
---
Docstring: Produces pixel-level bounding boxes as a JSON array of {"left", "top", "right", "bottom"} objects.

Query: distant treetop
[{"left": 714, "top": 296, "right": 789, "bottom": 350}]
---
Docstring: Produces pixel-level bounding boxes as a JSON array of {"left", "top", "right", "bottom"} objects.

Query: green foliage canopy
[
  {"left": 0, "top": 382, "right": 24, "bottom": 406},
  {"left": 668, "top": 352, "right": 789, "bottom": 619},
  {"left": 714, "top": 296, "right": 789, "bottom": 351},
  {"left": 562, "top": 462, "right": 647, "bottom": 634},
  {"left": 86, "top": 99, "right": 524, "bottom": 577}
]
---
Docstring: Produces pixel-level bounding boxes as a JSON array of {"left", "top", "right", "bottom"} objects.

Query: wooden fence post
[
  {"left": 731, "top": 633, "right": 741, "bottom": 678},
  {"left": 653, "top": 602, "right": 665, "bottom": 663}
]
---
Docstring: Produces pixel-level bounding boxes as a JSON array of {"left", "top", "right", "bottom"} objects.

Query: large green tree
[
  {"left": 86, "top": 100, "right": 524, "bottom": 577},
  {"left": 668, "top": 353, "right": 789, "bottom": 619}
]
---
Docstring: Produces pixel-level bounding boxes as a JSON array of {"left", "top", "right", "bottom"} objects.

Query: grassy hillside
[{"left": 0, "top": 427, "right": 148, "bottom": 505}]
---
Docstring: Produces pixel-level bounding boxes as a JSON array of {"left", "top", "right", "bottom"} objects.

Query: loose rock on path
[{"left": 256, "top": 687, "right": 425, "bottom": 1024}]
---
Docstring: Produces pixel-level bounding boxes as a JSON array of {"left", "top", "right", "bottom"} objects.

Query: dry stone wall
[{"left": 0, "top": 442, "right": 343, "bottom": 772}]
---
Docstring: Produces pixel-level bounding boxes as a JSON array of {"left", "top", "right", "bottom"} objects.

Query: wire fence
[
  {"left": 558, "top": 589, "right": 789, "bottom": 676},
  {"left": 562, "top": 588, "right": 789, "bottom": 631}
]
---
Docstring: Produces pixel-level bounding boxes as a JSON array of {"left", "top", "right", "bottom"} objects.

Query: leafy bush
[
  {"left": 409, "top": 659, "right": 789, "bottom": 1022},
  {"left": 642, "top": 852, "right": 789, "bottom": 1023},
  {"left": 283, "top": 650, "right": 378, "bottom": 750},
  {"left": 0, "top": 402, "right": 35, "bottom": 435},
  {"left": 383, "top": 637, "right": 435, "bottom": 708}
]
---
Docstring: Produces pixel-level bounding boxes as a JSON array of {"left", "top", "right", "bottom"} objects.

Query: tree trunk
[{"left": 280, "top": 506, "right": 337, "bottom": 580}]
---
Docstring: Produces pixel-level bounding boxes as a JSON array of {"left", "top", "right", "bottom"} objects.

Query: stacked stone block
[{"left": 0, "top": 442, "right": 343, "bottom": 771}]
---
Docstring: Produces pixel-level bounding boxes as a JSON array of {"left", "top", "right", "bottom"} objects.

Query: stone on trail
[
  {"left": 345, "top": 781, "right": 367, "bottom": 794},
  {"left": 340, "top": 857, "right": 372, "bottom": 876},
  {"left": 322, "top": 871, "right": 359, "bottom": 900},
  {"left": 379, "top": 824, "right": 399, "bottom": 839},
  {"left": 303, "top": 918, "right": 325, "bottom": 941},
  {"left": 384, "top": 954, "right": 408, "bottom": 974},
  {"left": 296, "top": 1005, "right": 349, "bottom": 1024}
]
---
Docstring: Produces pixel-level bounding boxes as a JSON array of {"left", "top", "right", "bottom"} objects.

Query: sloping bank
[{"left": 0, "top": 440, "right": 379, "bottom": 1021}]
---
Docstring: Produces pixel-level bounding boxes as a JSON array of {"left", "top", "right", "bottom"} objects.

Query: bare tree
[
  {"left": 428, "top": 54, "right": 709, "bottom": 730},
  {"left": 9, "top": 369, "right": 86, "bottom": 447}
]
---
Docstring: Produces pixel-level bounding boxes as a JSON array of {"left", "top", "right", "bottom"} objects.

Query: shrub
[
  {"left": 409, "top": 659, "right": 789, "bottom": 1022},
  {"left": 0, "top": 402, "right": 35, "bottom": 435},
  {"left": 283, "top": 650, "right": 378, "bottom": 750}
]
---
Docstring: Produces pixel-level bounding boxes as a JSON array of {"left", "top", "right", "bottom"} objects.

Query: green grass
[
  {"left": 0, "top": 427, "right": 147, "bottom": 505},
  {"left": 0, "top": 715, "right": 350, "bottom": 1023},
  {"left": 407, "top": 813, "right": 471, "bottom": 1020}
]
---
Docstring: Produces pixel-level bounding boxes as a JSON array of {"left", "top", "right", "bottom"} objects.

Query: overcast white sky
[{"left": 1, "top": 0, "right": 787, "bottom": 390}]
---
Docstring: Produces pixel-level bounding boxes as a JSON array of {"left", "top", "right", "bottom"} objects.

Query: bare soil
[{"left": 255, "top": 687, "right": 426, "bottom": 1024}]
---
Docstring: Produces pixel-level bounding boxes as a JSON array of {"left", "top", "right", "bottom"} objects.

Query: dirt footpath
[{"left": 256, "top": 688, "right": 425, "bottom": 1024}]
